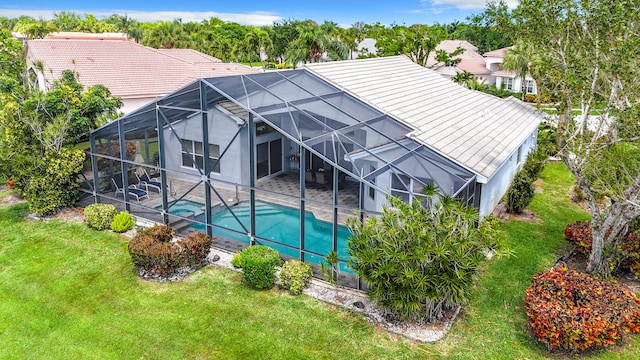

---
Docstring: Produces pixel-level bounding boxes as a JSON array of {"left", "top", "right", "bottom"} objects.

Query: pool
[{"left": 160, "top": 199, "right": 353, "bottom": 270}]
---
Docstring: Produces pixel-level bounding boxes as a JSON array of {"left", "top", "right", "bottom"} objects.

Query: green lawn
[{"left": 1, "top": 162, "right": 639, "bottom": 359}]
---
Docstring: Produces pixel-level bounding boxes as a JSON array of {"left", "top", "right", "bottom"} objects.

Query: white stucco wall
[
  {"left": 478, "top": 128, "right": 539, "bottom": 217},
  {"left": 162, "top": 107, "right": 247, "bottom": 185}
]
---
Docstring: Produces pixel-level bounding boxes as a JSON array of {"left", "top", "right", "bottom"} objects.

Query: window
[
  {"left": 369, "top": 165, "right": 376, "bottom": 200},
  {"left": 503, "top": 77, "right": 514, "bottom": 91},
  {"left": 525, "top": 80, "right": 535, "bottom": 94},
  {"left": 256, "top": 122, "right": 276, "bottom": 136},
  {"left": 390, "top": 173, "right": 433, "bottom": 205},
  {"left": 181, "top": 140, "right": 221, "bottom": 173},
  {"left": 517, "top": 145, "right": 523, "bottom": 165}
]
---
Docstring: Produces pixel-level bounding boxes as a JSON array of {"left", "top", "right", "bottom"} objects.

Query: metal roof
[{"left": 305, "top": 55, "right": 543, "bottom": 179}]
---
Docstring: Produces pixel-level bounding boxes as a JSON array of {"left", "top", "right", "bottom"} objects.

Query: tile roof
[
  {"left": 155, "top": 48, "right": 223, "bottom": 64},
  {"left": 305, "top": 56, "right": 542, "bottom": 179},
  {"left": 26, "top": 40, "right": 257, "bottom": 99},
  {"left": 456, "top": 59, "right": 492, "bottom": 75},
  {"left": 427, "top": 40, "right": 485, "bottom": 68},
  {"left": 483, "top": 46, "right": 512, "bottom": 58}
]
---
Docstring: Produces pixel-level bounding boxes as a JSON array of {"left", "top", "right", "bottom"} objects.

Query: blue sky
[{"left": 0, "top": 0, "right": 517, "bottom": 27}]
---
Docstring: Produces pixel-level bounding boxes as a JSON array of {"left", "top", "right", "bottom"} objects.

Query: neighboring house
[
  {"left": 428, "top": 40, "right": 493, "bottom": 84},
  {"left": 85, "top": 55, "right": 541, "bottom": 288},
  {"left": 350, "top": 38, "right": 377, "bottom": 59},
  {"left": 484, "top": 46, "right": 538, "bottom": 95},
  {"left": 25, "top": 38, "right": 257, "bottom": 114}
]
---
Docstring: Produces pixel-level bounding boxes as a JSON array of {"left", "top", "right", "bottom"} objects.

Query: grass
[{"left": 1, "top": 162, "right": 639, "bottom": 359}]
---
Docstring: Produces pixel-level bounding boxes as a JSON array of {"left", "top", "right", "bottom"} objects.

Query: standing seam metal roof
[{"left": 305, "top": 55, "right": 543, "bottom": 179}]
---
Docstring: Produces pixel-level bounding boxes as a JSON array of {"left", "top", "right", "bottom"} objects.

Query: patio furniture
[
  {"left": 136, "top": 170, "right": 164, "bottom": 193},
  {"left": 111, "top": 177, "right": 148, "bottom": 202}
]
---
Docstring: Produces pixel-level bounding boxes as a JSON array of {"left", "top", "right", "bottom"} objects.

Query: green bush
[
  {"left": 231, "top": 251, "right": 243, "bottom": 268},
  {"left": 347, "top": 194, "right": 508, "bottom": 322},
  {"left": 180, "top": 232, "right": 213, "bottom": 267},
  {"left": 128, "top": 226, "right": 212, "bottom": 277},
  {"left": 505, "top": 148, "right": 548, "bottom": 214},
  {"left": 22, "top": 148, "right": 86, "bottom": 216},
  {"left": 525, "top": 267, "right": 640, "bottom": 353},
  {"left": 521, "top": 148, "right": 548, "bottom": 181},
  {"left": 505, "top": 172, "right": 535, "bottom": 214},
  {"left": 238, "top": 245, "right": 281, "bottom": 289},
  {"left": 279, "top": 260, "right": 313, "bottom": 295},
  {"left": 84, "top": 203, "right": 117, "bottom": 230},
  {"left": 110, "top": 211, "right": 135, "bottom": 233}
]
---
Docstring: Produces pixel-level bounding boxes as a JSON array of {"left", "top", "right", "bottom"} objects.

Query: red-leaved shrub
[
  {"left": 128, "top": 225, "right": 213, "bottom": 277},
  {"left": 525, "top": 267, "right": 640, "bottom": 353},
  {"left": 564, "top": 220, "right": 592, "bottom": 255},
  {"left": 564, "top": 220, "right": 640, "bottom": 275}
]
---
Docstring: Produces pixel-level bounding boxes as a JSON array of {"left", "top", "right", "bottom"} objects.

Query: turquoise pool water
[{"left": 162, "top": 199, "right": 352, "bottom": 269}]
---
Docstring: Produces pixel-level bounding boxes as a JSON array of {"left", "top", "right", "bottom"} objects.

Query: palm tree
[
  {"left": 242, "top": 27, "right": 273, "bottom": 69},
  {"left": 285, "top": 21, "right": 348, "bottom": 66},
  {"left": 452, "top": 70, "right": 473, "bottom": 87},
  {"left": 501, "top": 40, "right": 535, "bottom": 101}
]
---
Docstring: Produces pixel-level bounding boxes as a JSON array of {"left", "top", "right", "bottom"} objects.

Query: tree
[
  {"left": 454, "top": 0, "right": 515, "bottom": 54},
  {"left": 346, "top": 187, "right": 508, "bottom": 322},
  {"left": 143, "top": 21, "right": 187, "bottom": 49},
  {"left": 501, "top": 40, "right": 538, "bottom": 101},
  {"left": 375, "top": 24, "right": 445, "bottom": 67},
  {"left": 0, "top": 35, "right": 121, "bottom": 215},
  {"left": 285, "top": 20, "right": 348, "bottom": 66},
  {"left": 239, "top": 27, "right": 272, "bottom": 68},
  {"left": 51, "top": 11, "right": 81, "bottom": 31},
  {"left": 452, "top": 70, "right": 473, "bottom": 87},
  {"left": 517, "top": 0, "right": 640, "bottom": 275}
]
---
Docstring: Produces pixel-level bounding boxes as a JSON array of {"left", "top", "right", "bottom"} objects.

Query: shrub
[
  {"left": 22, "top": 148, "right": 86, "bottom": 216},
  {"left": 347, "top": 194, "right": 508, "bottom": 323},
  {"left": 110, "top": 211, "right": 135, "bottom": 233},
  {"left": 128, "top": 232, "right": 181, "bottom": 277},
  {"left": 180, "top": 232, "right": 213, "bottom": 267},
  {"left": 521, "top": 148, "right": 548, "bottom": 181},
  {"left": 141, "top": 224, "right": 174, "bottom": 242},
  {"left": 84, "top": 203, "right": 117, "bottom": 230},
  {"left": 505, "top": 172, "right": 535, "bottom": 214},
  {"left": 564, "top": 220, "right": 592, "bottom": 256},
  {"left": 279, "top": 260, "right": 313, "bottom": 295},
  {"left": 230, "top": 251, "right": 243, "bottom": 268},
  {"left": 525, "top": 267, "right": 640, "bottom": 353},
  {"left": 238, "top": 245, "right": 281, "bottom": 289},
  {"left": 127, "top": 225, "right": 212, "bottom": 277}
]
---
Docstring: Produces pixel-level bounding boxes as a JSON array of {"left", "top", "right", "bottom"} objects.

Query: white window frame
[
  {"left": 525, "top": 80, "right": 535, "bottom": 94},
  {"left": 181, "top": 140, "right": 221, "bottom": 174},
  {"left": 504, "top": 77, "right": 514, "bottom": 91}
]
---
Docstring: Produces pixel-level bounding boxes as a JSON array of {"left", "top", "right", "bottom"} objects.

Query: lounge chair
[
  {"left": 111, "top": 177, "right": 148, "bottom": 202},
  {"left": 135, "top": 170, "right": 163, "bottom": 193}
]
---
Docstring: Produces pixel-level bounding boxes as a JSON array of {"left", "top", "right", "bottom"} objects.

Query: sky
[{"left": 0, "top": 0, "right": 518, "bottom": 27}]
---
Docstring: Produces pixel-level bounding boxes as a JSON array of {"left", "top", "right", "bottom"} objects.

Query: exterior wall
[
  {"left": 163, "top": 107, "right": 247, "bottom": 185},
  {"left": 478, "top": 127, "right": 539, "bottom": 217},
  {"left": 496, "top": 75, "right": 537, "bottom": 95},
  {"left": 121, "top": 97, "right": 159, "bottom": 115},
  {"left": 484, "top": 56, "right": 502, "bottom": 71}
]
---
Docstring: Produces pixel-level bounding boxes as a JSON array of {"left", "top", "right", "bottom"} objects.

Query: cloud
[
  {"left": 0, "top": 9, "right": 282, "bottom": 26},
  {"left": 419, "top": 0, "right": 519, "bottom": 10}
]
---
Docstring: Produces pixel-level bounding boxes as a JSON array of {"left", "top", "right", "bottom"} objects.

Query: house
[
  {"left": 84, "top": 55, "right": 542, "bottom": 288},
  {"left": 427, "top": 40, "right": 493, "bottom": 84},
  {"left": 25, "top": 38, "right": 258, "bottom": 114},
  {"left": 484, "top": 46, "right": 538, "bottom": 95}
]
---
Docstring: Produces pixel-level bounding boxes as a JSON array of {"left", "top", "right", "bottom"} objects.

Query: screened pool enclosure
[{"left": 81, "top": 69, "right": 478, "bottom": 288}]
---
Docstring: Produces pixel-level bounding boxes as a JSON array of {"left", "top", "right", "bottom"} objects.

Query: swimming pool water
[{"left": 161, "top": 199, "right": 353, "bottom": 270}]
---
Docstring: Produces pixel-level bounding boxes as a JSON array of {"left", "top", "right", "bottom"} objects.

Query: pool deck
[{"left": 84, "top": 171, "right": 361, "bottom": 226}]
